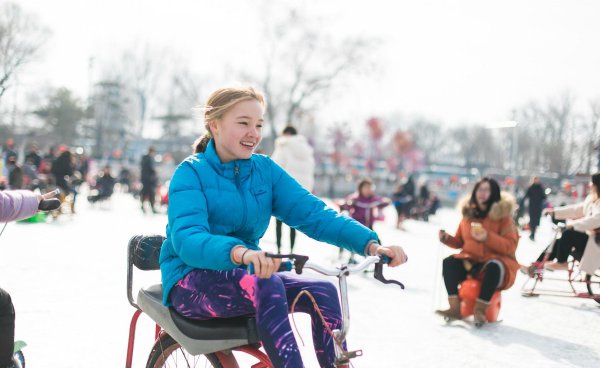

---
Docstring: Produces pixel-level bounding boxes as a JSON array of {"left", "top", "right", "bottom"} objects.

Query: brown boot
[
  {"left": 435, "top": 295, "right": 461, "bottom": 320},
  {"left": 474, "top": 299, "right": 490, "bottom": 325}
]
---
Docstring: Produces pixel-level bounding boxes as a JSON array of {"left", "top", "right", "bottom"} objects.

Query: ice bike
[
  {"left": 520, "top": 220, "right": 600, "bottom": 304},
  {"left": 443, "top": 275, "right": 503, "bottom": 327},
  {"left": 125, "top": 235, "right": 405, "bottom": 367}
]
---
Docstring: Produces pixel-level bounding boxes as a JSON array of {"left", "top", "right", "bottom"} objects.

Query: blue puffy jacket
[{"left": 159, "top": 140, "right": 379, "bottom": 305}]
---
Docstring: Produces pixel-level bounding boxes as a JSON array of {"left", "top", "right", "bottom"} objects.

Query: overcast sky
[{"left": 14, "top": 0, "right": 600, "bottom": 128}]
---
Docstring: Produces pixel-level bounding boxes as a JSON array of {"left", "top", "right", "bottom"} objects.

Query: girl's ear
[{"left": 208, "top": 120, "right": 219, "bottom": 137}]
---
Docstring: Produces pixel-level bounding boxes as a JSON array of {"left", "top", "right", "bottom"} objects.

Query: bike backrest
[{"left": 128, "top": 235, "right": 165, "bottom": 271}]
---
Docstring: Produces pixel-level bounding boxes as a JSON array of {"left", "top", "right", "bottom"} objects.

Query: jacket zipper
[{"left": 235, "top": 164, "right": 248, "bottom": 229}]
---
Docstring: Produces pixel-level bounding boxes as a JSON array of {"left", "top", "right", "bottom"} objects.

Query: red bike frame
[{"left": 125, "top": 311, "right": 273, "bottom": 368}]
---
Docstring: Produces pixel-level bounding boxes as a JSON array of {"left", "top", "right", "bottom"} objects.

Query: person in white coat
[
  {"left": 270, "top": 126, "right": 315, "bottom": 253},
  {"left": 529, "top": 172, "right": 600, "bottom": 274}
]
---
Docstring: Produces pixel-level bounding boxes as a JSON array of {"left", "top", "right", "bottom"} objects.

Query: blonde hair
[{"left": 192, "top": 86, "right": 266, "bottom": 153}]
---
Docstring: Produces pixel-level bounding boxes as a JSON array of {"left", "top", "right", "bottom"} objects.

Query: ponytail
[{"left": 193, "top": 132, "right": 212, "bottom": 153}]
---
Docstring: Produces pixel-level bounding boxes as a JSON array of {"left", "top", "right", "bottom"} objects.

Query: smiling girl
[{"left": 159, "top": 86, "right": 407, "bottom": 368}]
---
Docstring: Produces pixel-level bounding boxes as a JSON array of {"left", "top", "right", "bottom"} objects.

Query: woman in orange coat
[{"left": 436, "top": 177, "right": 519, "bottom": 324}]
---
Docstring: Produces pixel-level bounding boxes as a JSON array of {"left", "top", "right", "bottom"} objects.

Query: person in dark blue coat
[
  {"left": 160, "top": 86, "right": 407, "bottom": 368},
  {"left": 521, "top": 176, "right": 546, "bottom": 240},
  {"left": 140, "top": 146, "right": 158, "bottom": 213}
]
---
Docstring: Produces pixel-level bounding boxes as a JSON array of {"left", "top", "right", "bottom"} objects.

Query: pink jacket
[
  {"left": 339, "top": 193, "right": 390, "bottom": 229},
  {"left": 0, "top": 190, "right": 39, "bottom": 222}
]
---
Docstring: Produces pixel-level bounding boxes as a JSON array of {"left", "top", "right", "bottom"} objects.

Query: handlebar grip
[
  {"left": 247, "top": 260, "right": 293, "bottom": 275},
  {"left": 379, "top": 254, "right": 391, "bottom": 264},
  {"left": 38, "top": 198, "right": 61, "bottom": 211},
  {"left": 279, "top": 260, "right": 293, "bottom": 272},
  {"left": 377, "top": 254, "right": 408, "bottom": 264}
]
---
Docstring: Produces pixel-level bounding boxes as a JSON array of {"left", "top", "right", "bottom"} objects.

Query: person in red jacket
[{"left": 436, "top": 177, "right": 519, "bottom": 324}]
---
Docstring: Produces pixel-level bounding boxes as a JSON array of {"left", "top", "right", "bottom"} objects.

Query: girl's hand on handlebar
[
  {"left": 375, "top": 245, "right": 407, "bottom": 267},
  {"left": 244, "top": 250, "right": 282, "bottom": 279}
]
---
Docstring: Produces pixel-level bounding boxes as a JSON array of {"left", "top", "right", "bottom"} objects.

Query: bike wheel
[
  {"left": 146, "top": 333, "right": 223, "bottom": 368},
  {"left": 585, "top": 271, "right": 600, "bottom": 304}
]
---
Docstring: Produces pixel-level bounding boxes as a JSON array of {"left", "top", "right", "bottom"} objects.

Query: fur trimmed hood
[{"left": 458, "top": 192, "right": 517, "bottom": 221}]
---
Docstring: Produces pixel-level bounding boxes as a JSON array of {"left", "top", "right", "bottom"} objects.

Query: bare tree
[
  {"left": 91, "top": 79, "right": 131, "bottom": 158},
  {"left": 511, "top": 103, "right": 549, "bottom": 172},
  {"left": 153, "top": 107, "right": 191, "bottom": 158},
  {"left": 407, "top": 118, "right": 446, "bottom": 165},
  {"left": 119, "top": 43, "right": 166, "bottom": 138},
  {"left": 170, "top": 67, "right": 207, "bottom": 109},
  {"left": 512, "top": 93, "right": 578, "bottom": 175},
  {"left": 544, "top": 93, "right": 576, "bottom": 173},
  {"left": 32, "top": 87, "right": 84, "bottom": 145},
  {"left": 246, "top": 4, "right": 378, "bottom": 151},
  {"left": 0, "top": 2, "right": 49, "bottom": 106},
  {"left": 449, "top": 126, "right": 503, "bottom": 170},
  {"left": 154, "top": 77, "right": 194, "bottom": 150},
  {"left": 585, "top": 100, "right": 600, "bottom": 173}
]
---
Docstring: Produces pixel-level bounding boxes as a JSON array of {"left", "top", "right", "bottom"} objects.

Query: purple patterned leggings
[{"left": 170, "top": 268, "right": 344, "bottom": 368}]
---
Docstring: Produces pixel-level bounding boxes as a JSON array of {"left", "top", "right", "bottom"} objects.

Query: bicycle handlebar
[
  {"left": 38, "top": 199, "right": 61, "bottom": 211},
  {"left": 248, "top": 252, "right": 405, "bottom": 289},
  {"left": 37, "top": 188, "right": 62, "bottom": 211},
  {"left": 546, "top": 217, "right": 566, "bottom": 232},
  {"left": 247, "top": 251, "right": 404, "bottom": 355},
  {"left": 544, "top": 212, "right": 567, "bottom": 233}
]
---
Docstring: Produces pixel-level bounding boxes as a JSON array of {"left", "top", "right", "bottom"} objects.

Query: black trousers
[
  {"left": 537, "top": 229, "right": 588, "bottom": 263},
  {"left": 0, "top": 288, "right": 15, "bottom": 367},
  {"left": 529, "top": 211, "right": 541, "bottom": 235},
  {"left": 275, "top": 219, "right": 296, "bottom": 253},
  {"left": 442, "top": 256, "right": 502, "bottom": 302},
  {"left": 140, "top": 183, "right": 156, "bottom": 207}
]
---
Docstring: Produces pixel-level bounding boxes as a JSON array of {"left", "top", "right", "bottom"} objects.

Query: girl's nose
[{"left": 249, "top": 125, "right": 260, "bottom": 137}]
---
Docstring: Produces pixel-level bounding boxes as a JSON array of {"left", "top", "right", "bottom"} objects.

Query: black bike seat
[
  {"left": 169, "top": 309, "right": 260, "bottom": 343},
  {"left": 141, "top": 284, "right": 260, "bottom": 343}
]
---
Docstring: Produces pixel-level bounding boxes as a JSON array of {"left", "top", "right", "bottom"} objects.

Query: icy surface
[{"left": 0, "top": 193, "right": 598, "bottom": 367}]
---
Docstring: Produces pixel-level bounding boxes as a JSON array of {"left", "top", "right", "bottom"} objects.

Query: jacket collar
[
  {"left": 203, "top": 140, "right": 252, "bottom": 181},
  {"left": 459, "top": 192, "right": 516, "bottom": 221}
]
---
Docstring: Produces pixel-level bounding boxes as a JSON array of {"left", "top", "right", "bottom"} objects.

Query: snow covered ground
[{"left": 0, "top": 192, "right": 598, "bottom": 368}]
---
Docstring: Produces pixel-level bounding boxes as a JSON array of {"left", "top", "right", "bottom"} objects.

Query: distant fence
[{"left": 312, "top": 172, "right": 470, "bottom": 208}]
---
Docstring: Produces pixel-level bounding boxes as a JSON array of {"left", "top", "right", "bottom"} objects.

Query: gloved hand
[
  {"left": 38, "top": 198, "right": 61, "bottom": 211},
  {"left": 37, "top": 189, "right": 61, "bottom": 211}
]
